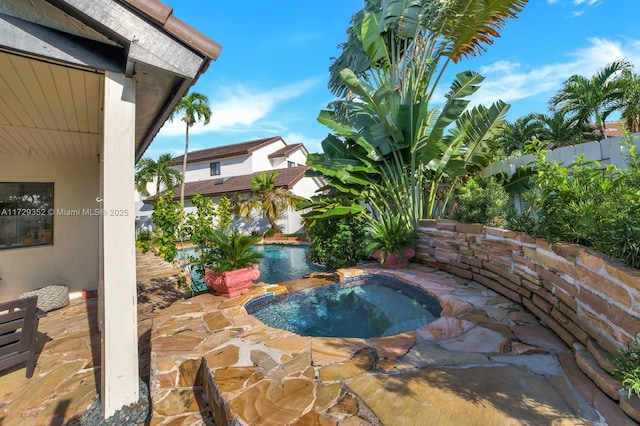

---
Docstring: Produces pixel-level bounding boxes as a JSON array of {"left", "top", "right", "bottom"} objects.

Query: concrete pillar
[{"left": 100, "top": 71, "right": 139, "bottom": 417}]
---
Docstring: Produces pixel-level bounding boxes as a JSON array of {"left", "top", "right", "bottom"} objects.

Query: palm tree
[
  {"left": 170, "top": 92, "right": 212, "bottom": 207},
  {"left": 537, "top": 111, "right": 584, "bottom": 148},
  {"left": 549, "top": 60, "right": 631, "bottom": 140},
  {"left": 496, "top": 113, "right": 545, "bottom": 156},
  {"left": 235, "top": 172, "right": 305, "bottom": 233},
  {"left": 135, "top": 153, "right": 182, "bottom": 201},
  {"left": 621, "top": 69, "right": 640, "bottom": 133}
]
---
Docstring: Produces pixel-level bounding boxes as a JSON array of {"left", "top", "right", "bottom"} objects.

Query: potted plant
[
  {"left": 365, "top": 215, "right": 416, "bottom": 268},
  {"left": 200, "top": 230, "right": 264, "bottom": 298}
]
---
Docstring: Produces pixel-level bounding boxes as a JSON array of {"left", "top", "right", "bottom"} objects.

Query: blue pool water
[
  {"left": 253, "top": 244, "right": 324, "bottom": 284},
  {"left": 182, "top": 244, "right": 324, "bottom": 291},
  {"left": 245, "top": 275, "right": 442, "bottom": 338}
]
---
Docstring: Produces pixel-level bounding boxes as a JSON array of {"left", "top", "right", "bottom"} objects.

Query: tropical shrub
[
  {"left": 183, "top": 193, "right": 217, "bottom": 250},
  {"left": 306, "top": 215, "right": 368, "bottom": 270},
  {"left": 613, "top": 336, "right": 640, "bottom": 398},
  {"left": 216, "top": 196, "right": 233, "bottom": 233},
  {"left": 504, "top": 190, "right": 539, "bottom": 235},
  {"left": 199, "top": 230, "right": 263, "bottom": 272},
  {"left": 450, "top": 177, "right": 509, "bottom": 226},
  {"left": 365, "top": 214, "right": 416, "bottom": 264},
  {"left": 146, "top": 191, "right": 182, "bottom": 263},
  {"left": 531, "top": 137, "right": 640, "bottom": 268},
  {"left": 137, "top": 230, "right": 152, "bottom": 242}
]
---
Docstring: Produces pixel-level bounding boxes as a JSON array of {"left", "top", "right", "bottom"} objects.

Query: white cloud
[
  {"left": 573, "top": 37, "right": 632, "bottom": 65},
  {"left": 547, "top": 0, "right": 601, "bottom": 5},
  {"left": 480, "top": 60, "right": 520, "bottom": 75},
  {"left": 547, "top": 0, "right": 601, "bottom": 14},
  {"left": 158, "top": 77, "right": 323, "bottom": 137},
  {"left": 282, "top": 131, "right": 324, "bottom": 153},
  {"left": 469, "top": 37, "right": 640, "bottom": 111}
]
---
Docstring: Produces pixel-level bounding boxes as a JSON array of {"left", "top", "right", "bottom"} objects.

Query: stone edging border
[{"left": 415, "top": 219, "right": 640, "bottom": 421}]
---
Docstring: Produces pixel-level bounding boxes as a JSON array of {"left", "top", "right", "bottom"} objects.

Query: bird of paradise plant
[{"left": 306, "top": 0, "right": 528, "bottom": 233}]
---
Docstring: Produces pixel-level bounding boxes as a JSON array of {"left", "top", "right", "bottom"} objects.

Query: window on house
[
  {"left": 0, "top": 182, "right": 54, "bottom": 249},
  {"left": 210, "top": 162, "right": 221, "bottom": 176},
  {"left": 288, "top": 161, "right": 296, "bottom": 168}
]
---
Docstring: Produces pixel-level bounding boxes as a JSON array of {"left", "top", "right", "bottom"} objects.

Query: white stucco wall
[
  {"left": 182, "top": 155, "right": 254, "bottom": 182},
  {"left": 268, "top": 147, "right": 308, "bottom": 170},
  {"left": 291, "top": 176, "right": 322, "bottom": 199},
  {"left": 251, "top": 140, "right": 286, "bottom": 171},
  {"left": 0, "top": 155, "right": 100, "bottom": 300},
  {"left": 480, "top": 133, "right": 640, "bottom": 178},
  {"left": 279, "top": 177, "right": 322, "bottom": 234},
  {"left": 270, "top": 158, "right": 287, "bottom": 169},
  {"left": 287, "top": 149, "right": 308, "bottom": 167}
]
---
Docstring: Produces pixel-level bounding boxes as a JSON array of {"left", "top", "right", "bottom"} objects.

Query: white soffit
[{"left": 0, "top": 51, "right": 102, "bottom": 158}]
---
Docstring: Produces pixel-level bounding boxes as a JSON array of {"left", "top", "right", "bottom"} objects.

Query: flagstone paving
[
  {"left": 0, "top": 253, "right": 636, "bottom": 425},
  {"left": 0, "top": 251, "right": 187, "bottom": 425},
  {"left": 149, "top": 264, "right": 636, "bottom": 425}
]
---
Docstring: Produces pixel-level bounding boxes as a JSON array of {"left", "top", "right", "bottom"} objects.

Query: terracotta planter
[
  {"left": 204, "top": 264, "right": 261, "bottom": 298},
  {"left": 372, "top": 247, "right": 416, "bottom": 269},
  {"left": 82, "top": 289, "right": 98, "bottom": 300}
]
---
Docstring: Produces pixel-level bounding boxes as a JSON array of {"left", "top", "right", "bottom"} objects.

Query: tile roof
[
  {"left": 120, "top": 0, "right": 221, "bottom": 60},
  {"left": 162, "top": 166, "right": 310, "bottom": 200},
  {"left": 268, "top": 143, "right": 306, "bottom": 159},
  {"left": 173, "top": 137, "right": 283, "bottom": 164},
  {"left": 603, "top": 121, "right": 625, "bottom": 138},
  {"left": 586, "top": 121, "right": 625, "bottom": 139}
]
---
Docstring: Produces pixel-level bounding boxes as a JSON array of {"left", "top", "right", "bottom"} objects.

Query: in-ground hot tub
[{"left": 245, "top": 274, "right": 442, "bottom": 338}]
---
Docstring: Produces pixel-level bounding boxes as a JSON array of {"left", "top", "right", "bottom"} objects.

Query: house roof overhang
[
  {"left": 149, "top": 166, "right": 310, "bottom": 203},
  {"left": 173, "top": 137, "right": 285, "bottom": 165},
  {"left": 0, "top": 0, "right": 221, "bottom": 161},
  {"left": 268, "top": 143, "right": 307, "bottom": 159}
]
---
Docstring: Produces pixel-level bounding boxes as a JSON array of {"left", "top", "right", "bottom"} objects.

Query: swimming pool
[
  {"left": 245, "top": 274, "right": 442, "bottom": 338},
  {"left": 253, "top": 244, "right": 324, "bottom": 284},
  {"left": 183, "top": 244, "right": 324, "bottom": 291}
]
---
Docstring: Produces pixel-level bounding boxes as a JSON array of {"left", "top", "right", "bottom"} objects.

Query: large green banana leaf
[{"left": 310, "top": 0, "right": 528, "bottom": 224}]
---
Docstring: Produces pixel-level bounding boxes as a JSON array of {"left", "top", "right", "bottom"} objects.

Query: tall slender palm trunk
[
  {"left": 595, "top": 111, "right": 607, "bottom": 140},
  {"left": 180, "top": 124, "right": 189, "bottom": 207}
]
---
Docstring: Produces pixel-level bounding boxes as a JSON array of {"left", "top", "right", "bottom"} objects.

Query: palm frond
[{"left": 441, "top": 0, "right": 528, "bottom": 63}]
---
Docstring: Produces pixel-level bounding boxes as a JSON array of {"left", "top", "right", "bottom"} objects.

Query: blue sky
[{"left": 147, "top": 0, "right": 640, "bottom": 159}]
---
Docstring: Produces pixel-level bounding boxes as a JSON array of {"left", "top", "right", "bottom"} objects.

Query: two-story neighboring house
[{"left": 138, "top": 136, "right": 323, "bottom": 234}]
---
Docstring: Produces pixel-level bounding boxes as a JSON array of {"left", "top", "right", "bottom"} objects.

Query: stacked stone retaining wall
[{"left": 416, "top": 219, "right": 640, "bottom": 415}]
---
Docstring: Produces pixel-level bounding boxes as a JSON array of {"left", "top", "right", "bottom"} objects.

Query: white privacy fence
[{"left": 480, "top": 132, "right": 640, "bottom": 178}]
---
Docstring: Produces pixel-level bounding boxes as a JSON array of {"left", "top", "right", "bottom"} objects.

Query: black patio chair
[{"left": 0, "top": 296, "right": 40, "bottom": 378}]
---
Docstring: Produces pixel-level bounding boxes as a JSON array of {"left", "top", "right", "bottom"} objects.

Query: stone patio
[
  {"left": 149, "top": 264, "right": 636, "bottom": 425},
  {"left": 0, "top": 252, "right": 636, "bottom": 425},
  {"left": 0, "top": 251, "right": 187, "bottom": 425}
]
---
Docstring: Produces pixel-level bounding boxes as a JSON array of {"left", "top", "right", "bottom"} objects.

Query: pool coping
[{"left": 149, "top": 263, "right": 606, "bottom": 425}]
